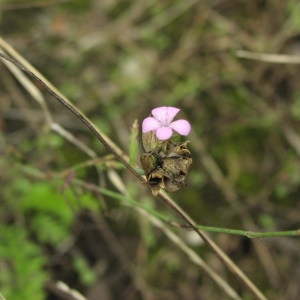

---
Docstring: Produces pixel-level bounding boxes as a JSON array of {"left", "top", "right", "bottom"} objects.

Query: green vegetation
[{"left": 1, "top": 0, "right": 300, "bottom": 299}]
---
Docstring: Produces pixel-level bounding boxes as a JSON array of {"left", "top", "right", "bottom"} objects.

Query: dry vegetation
[{"left": 1, "top": 0, "right": 300, "bottom": 299}]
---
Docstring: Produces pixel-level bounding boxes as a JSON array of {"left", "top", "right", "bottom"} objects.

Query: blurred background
[{"left": 1, "top": 0, "right": 300, "bottom": 299}]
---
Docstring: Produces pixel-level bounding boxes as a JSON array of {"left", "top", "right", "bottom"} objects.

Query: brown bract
[{"left": 140, "top": 140, "right": 192, "bottom": 195}]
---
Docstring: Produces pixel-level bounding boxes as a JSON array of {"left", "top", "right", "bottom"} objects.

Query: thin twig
[
  {"left": 237, "top": 49, "right": 300, "bottom": 64},
  {"left": 45, "top": 281, "right": 87, "bottom": 300}
]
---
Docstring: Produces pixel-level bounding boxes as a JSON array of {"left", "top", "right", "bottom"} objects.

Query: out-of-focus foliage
[
  {"left": 1, "top": 0, "right": 300, "bottom": 299},
  {"left": 0, "top": 226, "right": 48, "bottom": 300}
]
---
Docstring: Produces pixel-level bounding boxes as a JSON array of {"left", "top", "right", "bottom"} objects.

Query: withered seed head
[{"left": 140, "top": 140, "right": 192, "bottom": 195}]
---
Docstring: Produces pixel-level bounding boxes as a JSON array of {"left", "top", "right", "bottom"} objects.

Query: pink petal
[
  {"left": 142, "top": 117, "right": 161, "bottom": 133},
  {"left": 152, "top": 106, "right": 180, "bottom": 125},
  {"left": 169, "top": 120, "right": 191, "bottom": 136},
  {"left": 156, "top": 127, "right": 173, "bottom": 140}
]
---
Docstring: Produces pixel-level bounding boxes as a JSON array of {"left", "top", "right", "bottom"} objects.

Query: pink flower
[{"left": 142, "top": 106, "right": 191, "bottom": 140}]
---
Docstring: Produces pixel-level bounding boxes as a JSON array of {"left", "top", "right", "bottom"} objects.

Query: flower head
[{"left": 142, "top": 106, "right": 191, "bottom": 140}]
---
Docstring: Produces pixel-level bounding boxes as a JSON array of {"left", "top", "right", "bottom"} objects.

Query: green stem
[
  {"left": 76, "top": 180, "right": 300, "bottom": 239},
  {"left": 195, "top": 225, "right": 300, "bottom": 238}
]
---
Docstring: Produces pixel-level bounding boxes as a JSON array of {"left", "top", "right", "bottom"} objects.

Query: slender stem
[
  {"left": 195, "top": 225, "right": 300, "bottom": 238},
  {"left": 21, "top": 165, "right": 300, "bottom": 241}
]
